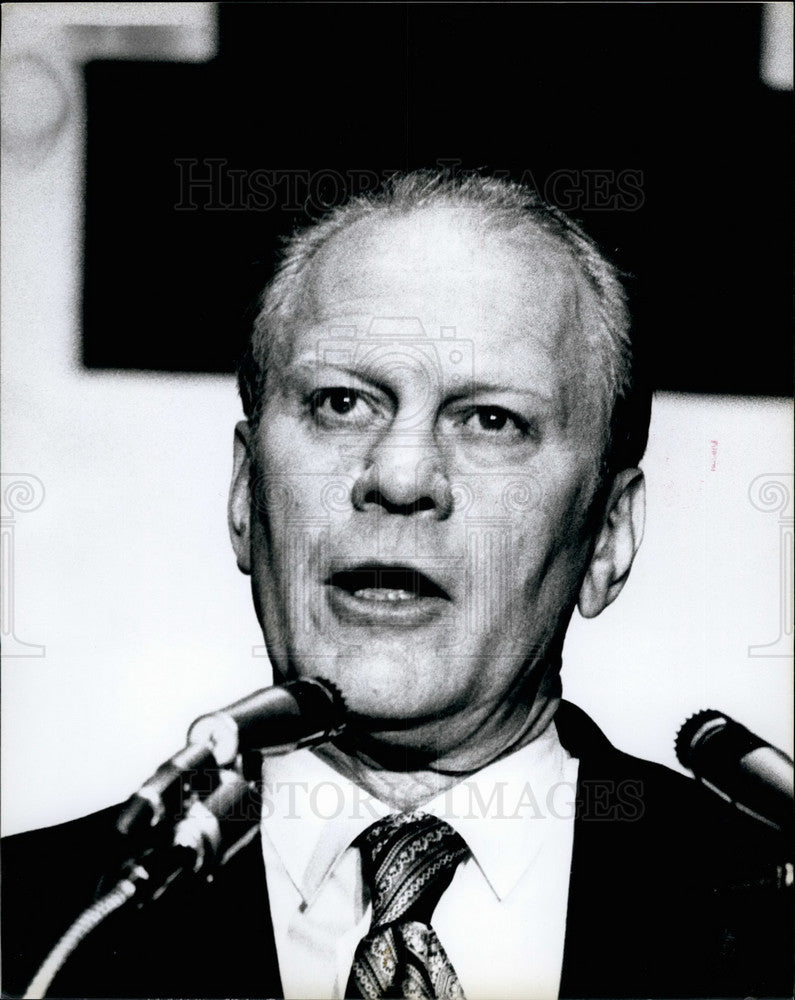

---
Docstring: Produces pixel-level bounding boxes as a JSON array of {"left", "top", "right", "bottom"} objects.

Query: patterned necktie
[{"left": 346, "top": 812, "right": 470, "bottom": 1000}]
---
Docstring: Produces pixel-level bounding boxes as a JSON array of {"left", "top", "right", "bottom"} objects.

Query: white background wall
[{"left": 2, "top": 3, "right": 792, "bottom": 838}]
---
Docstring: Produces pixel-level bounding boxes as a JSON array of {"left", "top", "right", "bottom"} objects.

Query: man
[{"left": 2, "top": 172, "right": 790, "bottom": 999}]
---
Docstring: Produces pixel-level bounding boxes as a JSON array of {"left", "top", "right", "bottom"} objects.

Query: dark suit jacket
[{"left": 2, "top": 702, "right": 791, "bottom": 999}]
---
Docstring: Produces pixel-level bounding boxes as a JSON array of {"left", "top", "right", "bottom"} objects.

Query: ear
[
  {"left": 578, "top": 468, "right": 646, "bottom": 619},
  {"left": 228, "top": 420, "right": 253, "bottom": 575}
]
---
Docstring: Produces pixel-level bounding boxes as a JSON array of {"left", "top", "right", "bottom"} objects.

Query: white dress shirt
[{"left": 259, "top": 722, "right": 579, "bottom": 1000}]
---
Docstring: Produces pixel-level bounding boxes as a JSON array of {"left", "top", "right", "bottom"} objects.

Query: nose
[{"left": 351, "top": 432, "right": 454, "bottom": 520}]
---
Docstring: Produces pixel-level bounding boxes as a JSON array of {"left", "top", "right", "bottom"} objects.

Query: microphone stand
[
  {"left": 23, "top": 759, "right": 263, "bottom": 1000},
  {"left": 23, "top": 678, "right": 346, "bottom": 999}
]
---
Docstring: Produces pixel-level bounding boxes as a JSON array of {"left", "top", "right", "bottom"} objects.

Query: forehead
[
  {"left": 307, "top": 205, "right": 592, "bottom": 327},
  {"left": 293, "top": 206, "right": 598, "bottom": 375},
  {"left": 280, "top": 208, "right": 601, "bottom": 425}
]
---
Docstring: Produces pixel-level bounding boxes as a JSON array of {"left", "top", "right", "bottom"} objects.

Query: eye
[
  {"left": 463, "top": 406, "right": 531, "bottom": 440},
  {"left": 310, "top": 387, "right": 360, "bottom": 417},
  {"left": 474, "top": 407, "right": 510, "bottom": 432},
  {"left": 306, "top": 386, "right": 383, "bottom": 430}
]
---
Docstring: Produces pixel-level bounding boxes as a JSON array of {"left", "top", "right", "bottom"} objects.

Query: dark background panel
[{"left": 82, "top": 3, "right": 792, "bottom": 395}]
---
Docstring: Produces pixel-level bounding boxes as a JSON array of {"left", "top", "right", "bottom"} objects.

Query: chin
[
  {"left": 332, "top": 709, "right": 464, "bottom": 771},
  {"left": 304, "top": 644, "right": 457, "bottom": 727}
]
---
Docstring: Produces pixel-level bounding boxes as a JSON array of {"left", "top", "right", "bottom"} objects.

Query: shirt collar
[
  {"left": 260, "top": 721, "right": 577, "bottom": 906},
  {"left": 260, "top": 748, "right": 392, "bottom": 905},
  {"left": 422, "top": 722, "right": 578, "bottom": 900}
]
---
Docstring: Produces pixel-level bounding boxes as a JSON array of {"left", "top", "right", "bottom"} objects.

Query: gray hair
[{"left": 237, "top": 170, "right": 650, "bottom": 475}]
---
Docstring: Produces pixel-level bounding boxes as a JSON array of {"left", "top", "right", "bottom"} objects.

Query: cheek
[
  {"left": 258, "top": 409, "right": 362, "bottom": 480},
  {"left": 507, "top": 480, "right": 595, "bottom": 595},
  {"left": 253, "top": 419, "right": 326, "bottom": 519},
  {"left": 250, "top": 421, "right": 356, "bottom": 587}
]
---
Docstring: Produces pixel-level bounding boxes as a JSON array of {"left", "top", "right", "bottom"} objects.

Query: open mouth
[{"left": 325, "top": 564, "right": 450, "bottom": 602}]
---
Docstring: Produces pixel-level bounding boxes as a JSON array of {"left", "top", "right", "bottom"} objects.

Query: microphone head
[
  {"left": 675, "top": 708, "right": 793, "bottom": 836},
  {"left": 675, "top": 709, "right": 728, "bottom": 770},
  {"left": 676, "top": 709, "right": 771, "bottom": 777},
  {"left": 189, "top": 676, "right": 348, "bottom": 765}
]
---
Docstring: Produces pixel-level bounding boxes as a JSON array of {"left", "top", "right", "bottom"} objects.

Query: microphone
[
  {"left": 187, "top": 676, "right": 346, "bottom": 765},
  {"left": 116, "top": 677, "right": 345, "bottom": 842},
  {"left": 675, "top": 709, "right": 794, "bottom": 834}
]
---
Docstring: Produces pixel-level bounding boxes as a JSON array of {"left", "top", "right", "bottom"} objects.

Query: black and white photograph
[{"left": 1, "top": 3, "right": 793, "bottom": 998}]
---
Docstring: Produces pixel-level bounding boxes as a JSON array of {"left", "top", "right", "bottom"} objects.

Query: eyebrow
[
  {"left": 283, "top": 359, "right": 396, "bottom": 398},
  {"left": 290, "top": 356, "right": 553, "bottom": 396},
  {"left": 446, "top": 380, "right": 555, "bottom": 406}
]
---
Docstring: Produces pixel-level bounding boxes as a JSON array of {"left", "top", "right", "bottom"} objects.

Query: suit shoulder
[
  {"left": 1, "top": 806, "right": 125, "bottom": 999},
  {"left": 3, "top": 804, "right": 121, "bottom": 848},
  {"left": 3, "top": 805, "right": 125, "bottom": 892},
  {"left": 559, "top": 703, "right": 792, "bottom": 997},
  {"left": 606, "top": 745, "right": 786, "bottom": 862},
  {"left": 558, "top": 701, "right": 789, "bottom": 875}
]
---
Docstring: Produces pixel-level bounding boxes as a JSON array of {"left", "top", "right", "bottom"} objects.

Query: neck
[
  {"left": 313, "top": 670, "right": 562, "bottom": 812},
  {"left": 312, "top": 745, "right": 463, "bottom": 811}
]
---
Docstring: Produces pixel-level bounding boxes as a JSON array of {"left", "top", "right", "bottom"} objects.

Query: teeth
[{"left": 353, "top": 588, "right": 417, "bottom": 602}]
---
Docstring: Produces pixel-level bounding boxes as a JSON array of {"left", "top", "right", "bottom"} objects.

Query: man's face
[{"left": 232, "top": 207, "right": 612, "bottom": 765}]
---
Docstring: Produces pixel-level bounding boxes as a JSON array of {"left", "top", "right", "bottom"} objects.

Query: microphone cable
[{"left": 23, "top": 878, "right": 137, "bottom": 1000}]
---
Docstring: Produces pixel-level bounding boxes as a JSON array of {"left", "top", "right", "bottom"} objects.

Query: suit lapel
[{"left": 555, "top": 701, "right": 678, "bottom": 997}]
